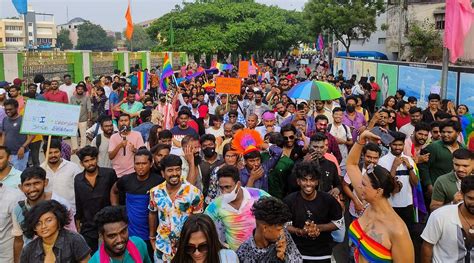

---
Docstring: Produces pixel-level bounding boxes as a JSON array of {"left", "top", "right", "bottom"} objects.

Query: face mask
[
  {"left": 202, "top": 147, "right": 216, "bottom": 158},
  {"left": 221, "top": 184, "right": 239, "bottom": 203},
  {"left": 192, "top": 103, "right": 199, "bottom": 108},
  {"left": 346, "top": 105, "right": 355, "bottom": 113}
]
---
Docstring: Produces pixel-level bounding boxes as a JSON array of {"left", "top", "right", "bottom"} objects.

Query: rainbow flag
[
  {"left": 215, "top": 62, "right": 233, "bottom": 72},
  {"left": 412, "top": 163, "right": 427, "bottom": 223},
  {"left": 251, "top": 57, "right": 259, "bottom": 73},
  {"left": 137, "top": 71, "right": 148, "bottom": 92},
  {"left": 460, "top": 114, "right": 474, "bottom": 151},
  {"left": 160, "top": 53, "right": 173, "bottom": 92}
]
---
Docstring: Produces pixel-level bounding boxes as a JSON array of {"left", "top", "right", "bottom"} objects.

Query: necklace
[{"left": 459, "top": 205, "right": 474, "bottom": 234}]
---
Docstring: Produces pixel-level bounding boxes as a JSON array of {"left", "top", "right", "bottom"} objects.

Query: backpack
[
  {"left": 328, "top": 123, "right": 350, "bottom": 140},
  {"left": 18, "top": 200, "right": 29, "bottom": 217},
  {"left": 95, "top": 133, "right": 102, "bottom": 148}
]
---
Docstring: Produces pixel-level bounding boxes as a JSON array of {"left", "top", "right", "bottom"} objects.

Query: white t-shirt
[
  {"left": 378, "top": 152, "right": 415, "bottom": 208},
  {"left": 206, "top": 127, "right": 224, "bottom": 138},
  {"left": 255, "top": 125, "right": 281, "bottom": 140},
  {"left": 399, "top": 123, "right": 415, "bottom": 138},
  {"left": 421, "top": 204, "right": 474, "bottom": 262},
  {"left": 59, "top": 83, "right": 76, "bottom": 101},
  {"left": 103, "top": 85, "right": 112, "bottom": 110},
  {"left": 329, "top": 123, "right": 352, "bottom": 166}
]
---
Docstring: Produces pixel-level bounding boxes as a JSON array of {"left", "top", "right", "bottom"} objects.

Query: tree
[
  {"left": 125, "top": 25, "right": 155, "bottom": 51},
  {"left": 76, "top": 22, "right": 114, "bottom": 51},
  {"left": 406, "top": 19, "right": 443, "bottom": 62},
  {"left": 146, "top": 0, "right": 310, "bottom": 57},
  {"left": 303, "top": 0, "right": 385, "bottom": 55},
  {"left": 57, "top": 29, "right": 73, "bottom": 50}
]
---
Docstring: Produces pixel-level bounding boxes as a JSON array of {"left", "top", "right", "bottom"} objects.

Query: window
[
  {"left": 0, "top": 38, "right": 2, "bottom": 42},
  {"left": 28, "top": 32, "right": 33, "bottom": 36},
  {"left": 378, "top": 38, "right": 386, "bottom": 44},
  {"left": 435, "top": 13, "right": 445, "bottom": 30},
  {"left": 28, "top": 22, "right": 33, "bottom": 26},
  {"left": 5, "top": 25, "right": 22, "bottom": 31},
  {"left": 6, "top": 37, "right": 22, "bottom": 42}
]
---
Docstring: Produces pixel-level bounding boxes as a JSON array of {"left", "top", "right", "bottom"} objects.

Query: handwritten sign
[
  {"left": 300, "top": 59, "right": 309, "bottom": 65},
  {"left": 216, "top": 77, "right": 242, "bottom": 95},
  {"left": 249, "top": 66, "right": 257, "bottom": 75},
  {"left": 20, "top": 99, "right": 81, "bottom": 137},
  {"left": 238, "top": 61, "right": 249, "bottom": 78}
]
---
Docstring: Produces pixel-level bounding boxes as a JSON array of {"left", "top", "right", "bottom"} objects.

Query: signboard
[
  {"left": 216, "top": 77, "right": 241, "bottom": 95},
  {"left": 238, "top": 61, "right": 249, "bottom": 78},
  {"left": 249, "top": 66, "right": 257, "bottom": 75},
  {"left": 20, "top": 99, "right": 81, "bottom": 137},
  {"left": 300, "top": 59, "right": 309, "bottom": 65}
]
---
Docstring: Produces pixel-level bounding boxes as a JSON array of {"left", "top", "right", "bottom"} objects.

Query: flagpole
[{"left": 440, "top": 47, "right": 449, "bottom": 99}]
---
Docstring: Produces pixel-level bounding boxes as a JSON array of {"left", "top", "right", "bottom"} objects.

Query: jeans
[
  {"left": 71, "top": 121, "right": 88, "bottom": 150},
  {"left": 11, "top": 151, "right": 30, "bottom": 171},
  {"left": 28, "top": 140, "right": 42, "bottom": 167}
]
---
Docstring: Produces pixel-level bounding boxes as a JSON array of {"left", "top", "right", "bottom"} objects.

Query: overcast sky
[{"left": 0, "top": 0, "right": 307, "bottom": 31}]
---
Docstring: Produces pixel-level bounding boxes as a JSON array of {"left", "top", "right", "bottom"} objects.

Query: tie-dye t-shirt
[
  {"left": 205, "top": 187, "right": 270, "bottom": 250},
  {"left": 148, "top": 181, "right": 203, "bottom": 261}
]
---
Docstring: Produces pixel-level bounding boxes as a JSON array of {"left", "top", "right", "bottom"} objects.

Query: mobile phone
[{"left": 370, "top": 127, "right": 395, "bottom": 145}]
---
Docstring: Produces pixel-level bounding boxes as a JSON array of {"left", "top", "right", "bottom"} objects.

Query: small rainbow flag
[
  {"left": 215, "top": 62, "right": 233, "bottom": 72},
  {"left": 137, "top": 71, "right": 148, "bottom": 92},
  {"left": 412, "top": 163, "right": 427, "bottom": 223},
  {"left": 460, "top": 114, "right": 474, "bottom": 151},
  {"left": 160, "top": 53, "right": 174, "bottom": 93}
]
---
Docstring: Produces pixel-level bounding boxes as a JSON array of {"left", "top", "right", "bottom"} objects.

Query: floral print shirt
[{"left": 148, "top": 181, "right": 203, "bottom": 261}]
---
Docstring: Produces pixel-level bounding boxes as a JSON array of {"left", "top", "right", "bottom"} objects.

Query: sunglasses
[
  {"left": 284, "top": 135, "right": 295, "bottom": 140},
  {"left": 185, "top": 243, "right": 209, "bottom": 255},
  {"left": 229, "top": 115, "right": 237, "bottom": 118}
]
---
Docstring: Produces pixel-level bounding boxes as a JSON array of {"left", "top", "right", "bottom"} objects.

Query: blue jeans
[{"left": 11, "top": 151, "right": 30, "bottom": 171}]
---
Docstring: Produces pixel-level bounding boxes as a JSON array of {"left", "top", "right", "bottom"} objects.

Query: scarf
[{"left": 99, "top": 239, "right": 142, "bottom": 263}]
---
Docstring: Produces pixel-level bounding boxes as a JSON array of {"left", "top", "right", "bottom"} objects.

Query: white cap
[{"left": 0, "top": 89, "right": 6, "bottom": 95}]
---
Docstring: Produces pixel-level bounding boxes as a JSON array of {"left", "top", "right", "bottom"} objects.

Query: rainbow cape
[
  {"left": 460, "top": 114, "right": 474, "bottom": 151},
  {"left": 412, "top": 163, "right": 427, "bottom": 223},
  {"left": 137, "top": 71, "right": 148, "bottom": 92},
  {"left": 160, "top": 53, "right": 174, "bottom": 92}
]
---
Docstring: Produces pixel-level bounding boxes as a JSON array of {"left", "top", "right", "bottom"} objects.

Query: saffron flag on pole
[
  {"left": 444, "top": 0, "right": 474, "bottom": 63},
  {"left": 318, "top": 34, "right": 325, "bottom": 51},
  {"left": 12, "top": 0, "right": 28, "bottom": 14},
  {"left": 160, "top": 53, "right": 173, "bottom": 92},
  {"left": 137, "top": 71, "right": 148, "bottom": 92},
  {"left": 251, "top": 57, "right": 259, "bottom": 74},
  {"left": 125, "top": 0, "right": 134, "bottom": 40}
]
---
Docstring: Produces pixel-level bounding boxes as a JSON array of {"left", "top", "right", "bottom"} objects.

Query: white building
[{"left": 57, "top": 17, "right": 86, "bottom": 48}]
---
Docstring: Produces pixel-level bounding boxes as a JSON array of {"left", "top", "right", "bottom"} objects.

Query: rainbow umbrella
[{"left": 287, "top": 80, "right": 341, "bottom": 101}]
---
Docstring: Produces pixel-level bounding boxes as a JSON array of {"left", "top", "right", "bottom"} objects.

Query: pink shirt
[
  {"left": 108, "top": 131, "right": 144, "bottom": 177},
  {"left": 324, "top": 152, "right": 341, "bottom": 176}
]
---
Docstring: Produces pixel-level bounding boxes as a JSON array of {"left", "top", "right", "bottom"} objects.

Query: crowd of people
[{"left": 0, "top": 56, "right": 473, "bottom": 263}]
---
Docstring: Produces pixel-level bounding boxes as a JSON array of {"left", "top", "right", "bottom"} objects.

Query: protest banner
[
  {"left": 249, "top": 66, "right": 257, "bottom": 75},
  {"left": 301, "top": 59, "right": 309, "bottom": 65},
  {"left": 20, "top": 99, "right": 81, "bottom": 160},
  {"left": 239, "top": 61, "right": 249, "bottom": 78},
  {"left": 216, "top": 77, "right": 241, "bottom": 95}
]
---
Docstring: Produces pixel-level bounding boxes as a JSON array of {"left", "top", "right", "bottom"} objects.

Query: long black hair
[{"left": 172, "top": 214, "right": 224, "bottom": 263}]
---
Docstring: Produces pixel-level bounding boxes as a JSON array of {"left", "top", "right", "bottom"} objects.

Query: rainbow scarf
[
  {"left": 160, "top": 53, "right": 173, "bottom": 92},
  {"left": 137, "top": 71, "right": 148, "bottom": 92},
  {"left": 460, "top": 114, "right": 474, "bottom": 151},
  {"left": 412, "top": 163, "right": 427, "bottom": 223},
  {"left": 99, "top": 240, "right": 142, "bottom": 263}
]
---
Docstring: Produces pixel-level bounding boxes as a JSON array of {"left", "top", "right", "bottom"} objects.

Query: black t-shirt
[
  {"left": 283, "top": 191, "right": 342, "bottom": 257},
  {"left": 116, "top": 172, "right": 164, "bottom": 203}
]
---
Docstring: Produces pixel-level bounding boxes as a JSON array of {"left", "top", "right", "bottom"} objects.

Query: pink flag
[{"left": 444, "top": 0, "right": 474, "bottom": 63}]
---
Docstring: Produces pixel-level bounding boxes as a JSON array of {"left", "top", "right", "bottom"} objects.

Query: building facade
[{"left": 57, "top": 17, "right": 86, "bottom": 48}]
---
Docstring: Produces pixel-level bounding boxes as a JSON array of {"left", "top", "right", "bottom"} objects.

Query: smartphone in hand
[{"left": 370, "top": 126, "right": 395, "bottom": 145}]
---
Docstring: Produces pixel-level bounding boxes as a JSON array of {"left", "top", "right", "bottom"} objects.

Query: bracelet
[
  {"left": 357, "top": 140, "right": 366, "bottom": 146},
  {"left": 149, "top": 236, "right": 156, "bottom": 240}
]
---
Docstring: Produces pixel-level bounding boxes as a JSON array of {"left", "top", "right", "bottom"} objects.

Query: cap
[
  {"left": 13, "top": 78, "right": 22, "bottom": 86},
  {"left": 262, "top": 111, "right": 276, "bottom": 121},
  {"left": 0, "top": 81, "right": 10, "bottom": 88},
  {"left": 0, "top": 89, "right": 6, "bottom": 95},
  {"left": 243, "top": 145, "right": 259, "bottom": 155}
]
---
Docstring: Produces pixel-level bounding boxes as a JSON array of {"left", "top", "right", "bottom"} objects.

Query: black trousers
[
  {"left": 303, "top": 259, "right": 331, "bottom": 263},
  {"left": 393, "top": 205, "right": 415, "bottom": 233},
  {"left": 28, "top": 140, "right": 42, "bottom": 167}
]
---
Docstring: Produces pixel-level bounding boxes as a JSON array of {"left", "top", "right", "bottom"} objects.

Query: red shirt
[
  {"left": 396, "top": 112, "right": 411, "bottom": 129},
  {"left": 44, "top": 90, "right": 69, "bottom": 103},
  {"left": 370, "top": 82, "right": 380, "bottom": 100}
]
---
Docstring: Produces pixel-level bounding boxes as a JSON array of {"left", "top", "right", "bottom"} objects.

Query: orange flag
[{"left": 125, "top": 0, "right": 134, "bottom": 40}]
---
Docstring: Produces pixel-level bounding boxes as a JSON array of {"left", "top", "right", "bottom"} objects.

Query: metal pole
[
  {"left": 23, "top": 14, "right": 28, "bottom": 49},
  {"left": 440, "top": 47, "right": 449, "bottom": 99}
]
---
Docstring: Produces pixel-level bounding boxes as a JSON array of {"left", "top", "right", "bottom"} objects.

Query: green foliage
[
  {"left": 57, "top": 29, "right": 73, "bottom": 50},
  {"left": 76, "top": 22, "right": 114, "bottom": 51},
  {"left": 303, "top": 0, "right": 385, "bottom": 54},
  {"left": 406, "top": 19, "right": 443, "bottom": 61},
  {"left": 125, "top": 25, "right": 156, "bottom": 51},
  {"left": 146, "top": 0, "right": 310, "bottom": 56}
]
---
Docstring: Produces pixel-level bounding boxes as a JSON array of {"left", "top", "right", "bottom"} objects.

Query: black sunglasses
[
  {"left": 185, "top": 243, "right": 209, "bottom": 254},
  {"left": 284, "top": 135, "right": 295, "bottom": 140}
]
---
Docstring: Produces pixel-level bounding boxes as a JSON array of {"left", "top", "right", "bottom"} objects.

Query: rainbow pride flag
[
  {"left": 460, "top": 114, "right": 474, "bottom": 151},
  {"left": 215, "top": 62, "right": 233, "bottom": 71},
  {"left": 137, "top": 71, "right": 149, "bottom": 92},
  {"left": 160, "top": 53, "right": 173, "bottom": 93},
  {"left": 412, "top": 163, "right": 427, "bottom": 223}
]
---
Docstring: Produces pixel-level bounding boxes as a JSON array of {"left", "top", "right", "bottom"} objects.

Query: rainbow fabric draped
[
  {"left": 348, "top": 219, "right": 392, "bottom": 263},
  {"left": 412, "top": 163, "right": 427, "bottom": 223},
  {"left": 215, "top": 63, "right": 233, "bottom": 71},
  {"left": 460, "top": 114, "right": 474, "bottom": 151},
  {"left": 160, "top": 53, "right": 173, "bottom": 92},
  {"left": 137, "top": 71, "right": 148, "bottom": 92}
]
